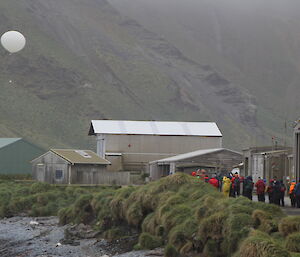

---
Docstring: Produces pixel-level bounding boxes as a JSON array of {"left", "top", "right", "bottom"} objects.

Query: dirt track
[{"left": 0, "top": 216, "right": 163, "bottom": 257}]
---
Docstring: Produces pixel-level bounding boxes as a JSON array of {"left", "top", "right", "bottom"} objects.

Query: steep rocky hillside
[
  {"left": 0, "top": 0, "right": 285, "bottom": 150},
  {"left": 110, "top": 0, "right": 300, "bottom": 146}
]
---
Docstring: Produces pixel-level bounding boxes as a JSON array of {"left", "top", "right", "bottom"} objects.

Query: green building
[{"left": 0, "top": 138, "right": 45, "bottom": 174}]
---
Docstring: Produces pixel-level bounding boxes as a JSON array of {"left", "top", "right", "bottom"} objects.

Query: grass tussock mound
[
  {"left": 138, "top": 232, "right": 162, "bottom": 250},
  {"left": 164, "top": 244, "right": 179, "bottom": 257},
  {"left": 75, "top": 173, "right": 285, "bottom": 256},
  {"left": 1, "top": 173, "right": 299, "bottom": 256},
  {"left": 279, "top": 216, "right": 300, "bottom": 236},
  {"left": 0, "top": 181, "right": 103, "bottom": 219},
  {"left": 236, "top": 230, "right": 291, "bottom": 257},
  {"left": 286, "top": 233, "right": 300, "bottom": 253}
]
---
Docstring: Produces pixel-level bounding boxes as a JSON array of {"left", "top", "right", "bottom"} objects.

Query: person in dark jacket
[
  {"left": 267, "top": 180, "right": 274, "bottom": 204},
  {"left": 243, "top": 176, "right": 253, "bottom": 200},
  {"left": 255, "top": 177, "right": 266, "bottom": 202},
  {"left": 272, "top": 181, "right": 282, "bottom": 206},
  {"left": 294, "top": 180, "right": 300, "bottom": 208},
  {"left": 279, "top": 180, "right": 286, "bottom": 207}
]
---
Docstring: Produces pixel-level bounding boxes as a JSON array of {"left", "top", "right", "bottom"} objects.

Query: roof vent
[{"left": 75, "top": 150, "right": 92, "bottom": 158}]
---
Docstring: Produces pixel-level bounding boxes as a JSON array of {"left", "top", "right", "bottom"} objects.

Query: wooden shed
[{"left": 31, "top": 149, "right": 119, "bottom": 185}]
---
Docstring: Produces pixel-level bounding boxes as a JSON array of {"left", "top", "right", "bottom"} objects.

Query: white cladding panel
[
  {"left": 91, "top": 120, "right": 222, "bottom": 136},
  {"left": 105, "top": 134, "right": 222, "bottom": 157},
  {"left": 252, "top": 154, "right": 264, "bottom": 182}
]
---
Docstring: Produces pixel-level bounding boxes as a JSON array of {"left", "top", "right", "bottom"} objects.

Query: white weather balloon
[{"left": 1, "top": 31, "right": 26, "bottom": 53}]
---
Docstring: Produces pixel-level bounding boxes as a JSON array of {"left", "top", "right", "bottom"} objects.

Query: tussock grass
[
  {"left": 236, "top": 230, "right": 291, "bottom": 257},
  {"left": 164, "top": 244, "right": 179, "bottom": 257},
  {"left": 286, "top": 233, "right": 300, "bottom": 253},
  {"left": 138, "top": 232, "right": 162, "bottom": 249},
  {"left": 0, "top": 181, "right": 100, "bottom": 219},
  {"left": 1, "top": 173, "right": 299, "bottom": 256},
  {"left": 279, "top": 216, "right": 300, "bottom": 236}
]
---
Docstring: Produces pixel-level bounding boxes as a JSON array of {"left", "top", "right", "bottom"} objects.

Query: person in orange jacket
[{"left": 289, "top": 181, "right": 296, "bottom": 207}]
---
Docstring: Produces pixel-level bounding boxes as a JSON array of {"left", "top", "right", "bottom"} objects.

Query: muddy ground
[{"left": 0, "top": 217, "right": 163, "bottom": 257}]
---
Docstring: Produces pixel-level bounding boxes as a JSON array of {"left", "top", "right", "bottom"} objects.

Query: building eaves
[
  {"left": 0, "top": 138, "right": 22, "bottom": 149},
  {"left": 150, "top": 148, "right": 242, "bottom": 164}
]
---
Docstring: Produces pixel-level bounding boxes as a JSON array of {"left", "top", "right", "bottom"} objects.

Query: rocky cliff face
[
  {"left": 0, "top": 0, "right": 282, "bottom": 149},
  {"left": 110, "top": 0, "right": 300, "bottom": 144}
]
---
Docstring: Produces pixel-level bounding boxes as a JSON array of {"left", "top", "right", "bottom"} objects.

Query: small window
[
  {"left": 55, "top": 170, "right": 63, "bottom": 180},
  {"left": 75, "top": 150, "right": 92, "bottom": 158}
]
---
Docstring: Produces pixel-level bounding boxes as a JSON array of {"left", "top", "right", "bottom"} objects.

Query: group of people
[
  {"left": 255, "top": 177, "right": 286, "bottom": 206},
  {"left": 191, "top": 170, "right": 249, "bottom": 198},
  {"left": 191, "top": 169, "right": 300, "bottom": 208}
]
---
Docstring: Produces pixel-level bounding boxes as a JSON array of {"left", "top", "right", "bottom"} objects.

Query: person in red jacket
[
  {"left": 204, "top": 175, "right": 210, "bottom": 183},
  {"left": 231, "top": 173, "right": 240, "bottom": 197},
  {"left": 209, "top": 176, "right": 219, "bottom": 188},
  {"left": 255, "top": 177, "right": 266, "bottom": 202}
]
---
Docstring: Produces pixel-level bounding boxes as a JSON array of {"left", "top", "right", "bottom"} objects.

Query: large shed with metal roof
[
  {"left": 89, "top": 120, "right": 223, "bottom": 172},
  {"left": 149, "top": 148, "right": 243, "bottom": 180},
  {"left": 31, "top": 149, "right": 130, "bottom": 185},
  {"left": 0, "top": 138, "right": 45, "bottom": 174}
]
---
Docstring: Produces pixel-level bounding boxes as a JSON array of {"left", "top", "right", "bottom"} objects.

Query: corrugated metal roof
[
  {"left": 89, "top": 120, "right": 222, "bottom": 136},
  {"left": 51, "top": 149, "right": 110, "bottom": 165},
  {"left": 150, "top": 148, "right": 242, "bottom": 164},
  {"left": 0, "top": 138, "right": 21, "bottom": 149}
]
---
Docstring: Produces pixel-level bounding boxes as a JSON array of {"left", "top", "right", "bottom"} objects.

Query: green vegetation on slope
[
  {"left": 0, "top": 0, "right": 285, "bottom": 150},
  {"left": 0, "top": 0, "right": 212, "bottom": 149},
  {"left": 2, "top": 174, "right": 300, "bottom": 256}
]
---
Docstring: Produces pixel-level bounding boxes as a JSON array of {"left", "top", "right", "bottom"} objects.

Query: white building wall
[
  {"left": 294, "top": 121, "right": 300, "bottom": 181},
  {"left": 98, "top": 134, "right": 222, "bottom": 171},
  {"left": 104, "top": 134, "right": 222, "bottom": 155},
  {"left": 251, "top": 154, "right": 264, "bottom": 182}
]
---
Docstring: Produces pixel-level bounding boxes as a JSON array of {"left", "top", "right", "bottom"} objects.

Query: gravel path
[
  {"left": 0, "top": 217, "right": 163, "bottom": 257},
  {"left": 0, "top": 216, "right": 98, "bottom": 257}
]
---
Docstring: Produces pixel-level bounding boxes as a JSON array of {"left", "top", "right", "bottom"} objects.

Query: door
[{"left": 36, "top": 164, "right": 46, "bottom": 182}]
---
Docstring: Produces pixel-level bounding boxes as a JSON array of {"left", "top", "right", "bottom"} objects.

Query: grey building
[
  {"left": 242, "top": 146, "right": 292, "bottom": 183},
  {"left": 31, "top": 149, "right": 123, "bottom": 185},
  {"left": 294, "top": 120, "right": 300, "bottom": 180},
  {"left": 149, "top": 148, "right": 243, "bottom": 180},
  {"left": 89, "top": 120, "right": 223, "bottom": 172}
]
